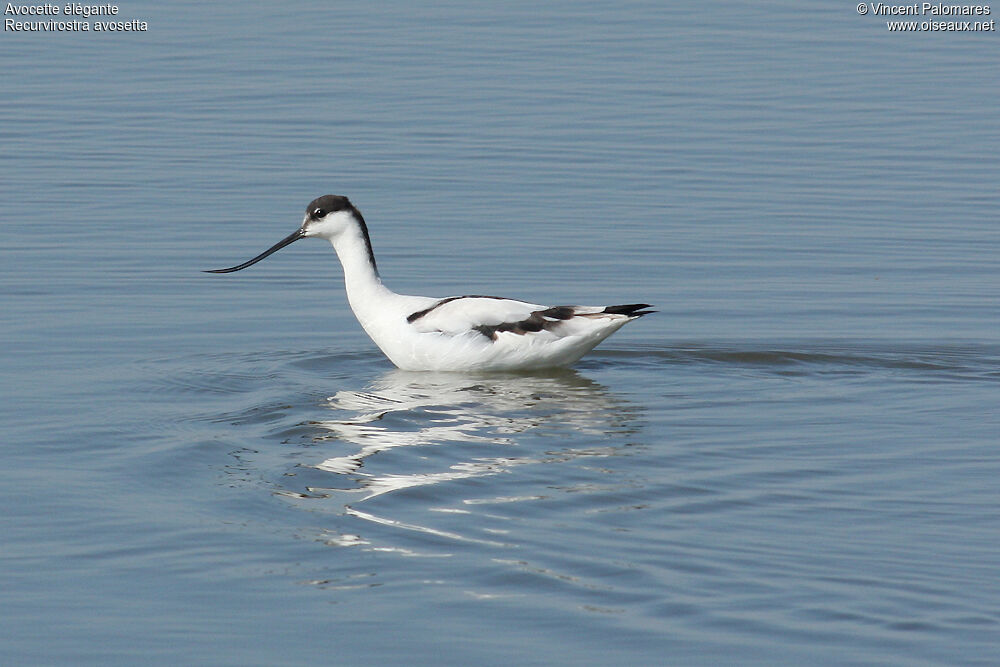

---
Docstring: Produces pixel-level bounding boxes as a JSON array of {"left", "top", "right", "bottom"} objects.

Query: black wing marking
[
  {"left": 406, "top": 295, "right": 508, "bottom": 324},
  {"left": 472, "top": 306, "right": 577, "bottom": 340}
]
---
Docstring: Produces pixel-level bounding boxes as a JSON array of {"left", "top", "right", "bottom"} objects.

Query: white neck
[{"left": 329, "top": 224, "right": 394, "bottom": 321}]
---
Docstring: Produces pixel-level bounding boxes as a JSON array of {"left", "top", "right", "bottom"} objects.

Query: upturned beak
[{"left": 204, "top": 228, "right": 305, "bottom": 273}]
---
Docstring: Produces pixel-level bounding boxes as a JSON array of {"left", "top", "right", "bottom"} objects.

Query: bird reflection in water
[{"left": 287, "top": 370, "right": 637, "bottom": 518}]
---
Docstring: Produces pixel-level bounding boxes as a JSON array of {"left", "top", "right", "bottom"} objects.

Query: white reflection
[{"left": 306, "top": 369, "right": 638, "bottom": 505}]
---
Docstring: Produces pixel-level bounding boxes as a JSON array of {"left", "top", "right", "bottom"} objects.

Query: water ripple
[{"left": 131, "top": 340, "right": 1000, "bottom": 663}]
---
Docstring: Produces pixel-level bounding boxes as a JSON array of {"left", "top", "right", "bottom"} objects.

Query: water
[{"left": 2, "top": 1, "right": 999, "bottom": 664}]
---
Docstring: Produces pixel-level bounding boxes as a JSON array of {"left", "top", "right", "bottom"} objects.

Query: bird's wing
[
  {"left": 407, "top": 296, "right": 652, "bottom": 339},
  {"left": 407, "top": 296, "right": 545, "bottom": 335}
]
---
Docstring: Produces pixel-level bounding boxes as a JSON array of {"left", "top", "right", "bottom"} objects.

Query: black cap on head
[{"left": 307, "top": 195, "right": 353, "bottom": 221}]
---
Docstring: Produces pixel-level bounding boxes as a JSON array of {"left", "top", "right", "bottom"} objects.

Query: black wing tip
[{"left": 603, "top": 303, "right": 655, "bottom": 317}]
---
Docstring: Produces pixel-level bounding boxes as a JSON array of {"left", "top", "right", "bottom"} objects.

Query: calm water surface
[{"left": 2, "top": 1, "right": 998, "bottom": 664}]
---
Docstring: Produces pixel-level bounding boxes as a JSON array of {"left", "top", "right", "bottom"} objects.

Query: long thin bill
[{"left": 203, "top": 228, "right": 305, "bottom": 273}]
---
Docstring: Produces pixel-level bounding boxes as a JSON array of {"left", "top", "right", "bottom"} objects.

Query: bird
[{"left": 205, "top": 195, "right": 652, "bottom": 371}]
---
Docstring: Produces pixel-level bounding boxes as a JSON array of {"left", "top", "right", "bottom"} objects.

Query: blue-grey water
[{"left": 3, "top": 1, "right": 999, "bottom": 664}]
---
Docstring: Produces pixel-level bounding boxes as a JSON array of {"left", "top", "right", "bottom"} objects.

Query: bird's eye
[{"left": 313, "top": 208, "right": 325, "bottom": 218}]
